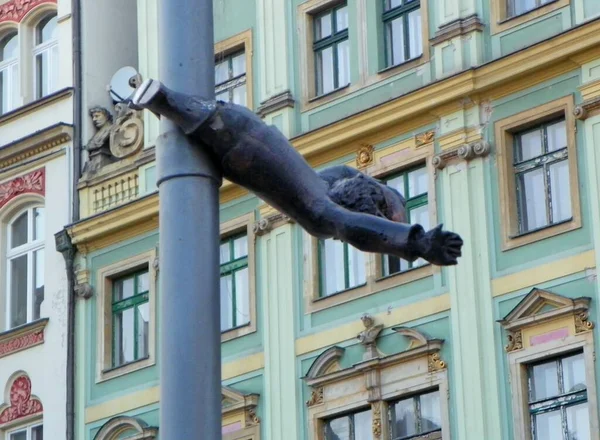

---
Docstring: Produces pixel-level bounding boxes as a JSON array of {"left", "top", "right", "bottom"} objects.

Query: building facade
[
  {"left": 67, "top": 0, "right": 600, "bottom": 439},
  {"left": 0, "top": 0, "right": 74, "bottom": 438}
]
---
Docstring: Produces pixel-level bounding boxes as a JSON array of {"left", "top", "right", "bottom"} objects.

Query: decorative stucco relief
[
  {"left": 0, "top": 0, "right": 56, "bottom": 24},
  {"left": 0, "top": 168, "right": 45, "bottom": 210},
  {"left": 0, "top": 375, "right": 43, "bottom": 426}
]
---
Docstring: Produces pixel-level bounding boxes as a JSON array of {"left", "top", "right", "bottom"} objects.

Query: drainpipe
[{"left": 72, "top": 0, "right": 82, "bottom": 224}]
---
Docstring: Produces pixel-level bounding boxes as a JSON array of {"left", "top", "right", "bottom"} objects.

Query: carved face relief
[{"left": 91, "top": 111, "right": 108, "bottom": 128}]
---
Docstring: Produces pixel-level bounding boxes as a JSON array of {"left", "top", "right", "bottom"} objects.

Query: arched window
[
  {"left": 0, "top": 32, "right": 19, "bottom": 115},
  {"left": 33, "top": 14, "right": 57, "bottom": 99},
  {"left": 6, "top": 206, "right": 44, "bottom": 330}
]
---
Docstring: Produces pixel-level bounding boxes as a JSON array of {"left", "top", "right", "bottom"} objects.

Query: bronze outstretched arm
[{"left": 131, "top": 79, "right": 463, "bottom": 265}]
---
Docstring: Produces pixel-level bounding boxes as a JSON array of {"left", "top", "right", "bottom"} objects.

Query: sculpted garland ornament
[{"left": 131, "top": 80, "right": 464, "bottom": 266}]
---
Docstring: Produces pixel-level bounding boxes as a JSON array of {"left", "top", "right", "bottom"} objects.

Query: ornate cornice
[
  {"left": 0, "top": 319, "right": 47, "bottom": 360},
  {"left": 431, "top": 14, "right": 485, "bottom": 46},
  {"left": 0, "top": 0, "right": 56, "bottom": 24},
  {"left": 573, "top": 96, "right": 600, "bottom": 120},
  {"left": 433, "top": 141, "right": 491, "bottom": 169},
  {"left": 0, "top": 375, "right": 43, "bottom": 427},
  {"left": 0, "top": 168, "right": 45, "bottom": 210},
  {"left": 256, "top": 91, "right": 295, "bottom": 118}
]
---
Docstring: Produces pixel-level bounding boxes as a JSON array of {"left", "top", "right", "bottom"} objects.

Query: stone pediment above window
[
  {"left": 498, "top": 288, "right": 594, "bottom": 352},
  {"left": 93, "top": 416, "right": 158, "bottom": 440},
  {"left": 222, "top": 386, "right": 260, "bottom": 431}
]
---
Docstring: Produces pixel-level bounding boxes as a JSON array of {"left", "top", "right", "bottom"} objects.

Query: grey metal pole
[{"left": 156, "top": 0, "right": 221, "bottom": 438}]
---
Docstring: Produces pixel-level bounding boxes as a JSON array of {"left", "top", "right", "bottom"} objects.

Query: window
[
  {"left": 220, "top": 234, "right": 250, "bottom": 332},
  {"left": 215, "top": 51, "right": 247, "bottom": 106},
  {"left": 0, "top": 32, "right": 19, "bottom": 115},
  {"left": 383, "top": 0, "right": 423, "bottom": 67},
  {"left": 495, "top": 96, "right": 580, "bottom": 250},
  {"left": 313, "top": 3, "right": 350, "bottom": 96},
  {"left": 506, "top": 0, "right": 553, "bottom": 18},
  {"left": 33, "top": 14, "right": 58, "bottom": 99},
  {"left": 513, "top": 118, "right": 571, "bottom": 235},
  {"left": 111, "top": 269, "right": 150, "bottom": 367},
  {"left": 527, "top": 351, "right": 589, "bottom": 440},
  {"left": 382, "top": 165, "right": 428, "bottom": 276},
  {"left": 319, "top": 238, "right": 365, "bottom": 296},
  {"left": 7, "top": 424, "right": 43, "bottom": 440},
  {"left": 6, "top": 207, "right": 44, "bottom": 330},
  {"left": 323, "top": 408, "right": 372, "bottom": 439},
  {"left": 388, "top": 390, "right": 442, "bottom": 439}
]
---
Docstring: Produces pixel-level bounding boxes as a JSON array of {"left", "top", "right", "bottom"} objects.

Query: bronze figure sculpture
[{"left": 131, "top": 79, "right": 463, "bottom": 266}]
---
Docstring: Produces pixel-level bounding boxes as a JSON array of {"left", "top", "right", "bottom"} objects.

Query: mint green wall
[{"left": 487, "top": 72, "right": 593, "bottom": 274}]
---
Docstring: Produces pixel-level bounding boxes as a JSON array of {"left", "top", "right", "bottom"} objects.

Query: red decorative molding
[
  {"left": 0, "top": 168, "right": 45, "bottom": 210},
  {"left": 0, "top": 375, "right": 43, "bottom": 425},
  {"left": 0, "top": 0, "right": 55, "bottom": 24},
  {"left": 0, "top": 327, "right": 44, "bottom": 359}
]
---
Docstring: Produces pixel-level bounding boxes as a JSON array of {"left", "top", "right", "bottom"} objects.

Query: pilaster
[
  {"left": 438, "top": 109, "right": 502, "bottom": 440},
  {"left": 439, "top": 0, "right": 479, "bottom": 28},
  {"left": 259, "top": 221, "right": 299, "bottom": 440},
  {"left": 256, "top": 0, "right": 295, "bottom": 136}
]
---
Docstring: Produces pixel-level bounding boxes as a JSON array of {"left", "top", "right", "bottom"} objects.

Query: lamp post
[{"left": 156, "top": 0, "right": 222, "bottom": 437}]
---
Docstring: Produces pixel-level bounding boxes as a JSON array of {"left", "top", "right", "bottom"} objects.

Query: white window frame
[
  {"left": 5, "top": 206, "right": 44, "bottom": 331},
  {"left": 6, "top": 422, "right": 43, "bottom": 440},
  {"left": 32, "top": 14, "right": 58, "bottom": 100},
  {"left": 0, "top": 32, "right": 20, "bottom": 115}
]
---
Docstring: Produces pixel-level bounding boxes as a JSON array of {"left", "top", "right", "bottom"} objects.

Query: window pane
[
  {"left": 38, "top": 15, "right": 58, "bottom": 44},
  {"left": 407, "top": 8, "right": 422, "bottom": 59},
  {"left": 33, "top": 249, "right": 44, "bottom": 321},
  {"left": 337, "top": 39, "right": 350, "bottom": 88},
  {"left": 354, "top": 410, "right": 373, "bottom": 440},
  {"left": 315, "top": 12, "right": 332, "bottom": 40},
  {"left": 511, "top": 0, "right": 537, "bottom": 16},
  {"left": 220, "top": 274, "right": 233, "bottom": 331},
  {"left": 50, "top": 44, "right": 58, "bottom": 93},
  {"left": 347, "top": 245, "right": 365, "bottom": 288},
  {"left": 562, "top": 352, "right": 586, "bottom": 393},
  {"left": 383, "top": 255, "right": 406, "bottom": 276},
  {"left": 566, "top": 403, "right": 590, "bottom": 440},
  {"left": 114, "top": 307, "right": 135, "bottom": 365},
  {"left": 387, "top": 174, "right": 405, "bottom": 198},
  {"left": 215, "top": 60, "right": 229, "bottom": 84},
  {"left": 1, "top": 68, "right": 7, "bottom": 114},
  {"left": 531, "top": 360, "right": 559, "bottom": 401},
  {"left": 10, "top": 255, "right": 28, "bottom": 328},
  {"left": 335, "top": 6, "right": 348, "bottom": 31},
  {"left": 547, "top": 120, "right": 567, "bottom": 152},
  {"left": 517, "top": 129, "right": 543, "bottom": 162},
  {"left": 549, "top": 159, "right": 571, "bottom": 223},
  {"left": 387, "top": 0, "right": 403, "bottom": 10},
  {"left": 317, "top": 46, "right": 335, "bottom": 95},
  {"left": 220, "top": 242, "right": 231, "bottom": 264},
  {"left": 233, "top": 235, "right": 248, "bottom": 259},
  {"left": 411, "top": 204, "right": 429, "bottom": 267},
  {"left": 11, "top": 211, "right": 28, "bottom": 248},
  {"left": 0, "top": 33, "right": 18, "bottom": 62},
  {"left": 234, "top": 267, "right": 249, "bottom": 326},
  {"left": 114, "top": 276, "right": 135, "bottom": 301},
  {"left": 391, "top": 397, "right": 417, "bottom": 437},
  {"left": 9, "top": 431, "right": 26, "bottom": 440},
  {"left": 36, "top": 51, "right": 49, "bottom": 98},
  {"left": 10, "top": 63, "right": 19, "bottom": 110},
  {"left": 32, "top": 425, "right": 43, "bottom": 440},
  {"left": 408, "top": 167, "right": 428, "bottom": 197},
  {"left": 232, "top": 83, "right": 246, "bottom": 106},
  {"left": 216, "top": 90, "right": 229, "bottom": 102},
  {"left": 136, "top": 302, "right": 150, "bottom": 359},
  {"left": 231, "top": 53, "right": 246, "bottom": 77},
  {"left": 322, "top": 239, "right": 345, "bottom": 295},
  {"left": 517, "top": 167, "right": 547, "bottom": 232},
  {"left": 324, "top": 415, "right": 351, "bottom": 440},
  {"left": 387, "top": 17, "right": 405, "bottom": 66},
  {"left": 420, "top": 391, "right": 442, "bottom": 432},
  {"left": 34, "top": 207, "right": 44, "bottom": 241},
  {"left": 137, "top": 271, "right": 150, "bottom": 293},
  {"left": 534, "top": 410, "right": 563, "bottom": 440}
]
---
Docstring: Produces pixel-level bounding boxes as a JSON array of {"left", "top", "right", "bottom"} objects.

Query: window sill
[
  {"left": 221, "top": 321, "right": 256, "bottom": 342},
  {"left": 377, "top": 262, "right": 431, "bottom": 283},
  {"left": 377, "top": 55, "right": 423, "bottom": 76},
  {"left": 97, "top": 355, "right": 155, "bottom": 383},
  {"left": 315, "top": 283, "right": 368, "bottom": 302},
  {"left": 503, "top": 216, "right": 580, "bottom": 251},
  {"left": 0, "top": 318, "right": 48, "bottom": 359},
  {"left": 308, "top": 84, "right": 351, "bottom": 104},
  {"left": 0, "top": 88, "right": 74, "bottom": 126}
]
